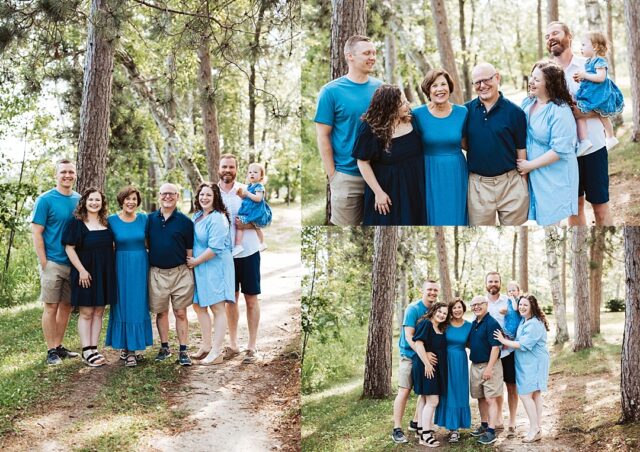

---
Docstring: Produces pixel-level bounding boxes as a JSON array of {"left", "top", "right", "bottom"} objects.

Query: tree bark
[
  {"left": 585, "top": 0, "right": 603, "bottom": 30},
  {"left": 429, "top": 0, "right": 463, "bottom": 105},
  {"left": 607, "top": 0, "right": 616, "bottom": 80},
  {"left": 454, "top": 226, "right": 460, "bottom": 297},
  {"left": 146, "top": 138, "right": 160, "bottom": 212},
  {"left": 384, "top": 33, "right": 397, "bottom": 85},
  {"left": 518, "top": 226, "right": 529, "bottom": 293},
  {"left": 621, "top": 226, "right": 640, "bottom": 422},
  {"left": 248, "top": 0, "right": 269, "bottom": 162},
  {"left": 458, "top": 0, "right": 472, "bottom": 101},
  {"left": 537, "top": 0, "right": 543, "bottom": 59},
  {"left": 589, "top": 227, "right": 606, "bottom": 335},
  {"left": 547, "top": 0, "right": 559, "bottom": 23},
  {"left": 197, "top": 37, "right": 221, "bottom": 182},
  {"left": 544, "top": 226, "right": 569, "bottom": 343},
  {"left": 624, "top": 0, "right": 640, "bottom": 141},
  {"left": 76, "top": 0, "right": 123, "bottom": 193},
  {"left": 387, "top": 14, "right": 433, "bottom": 77},
  {"left": 512, "top": 229, "right": 518, "bottom": 281},
  {"left": 561, "top": 226, "right": 568, "bottom": 302},
  {"left": 572, "top": 226, "right": 592, "bottom": 351},
  {"left": 434, "top": 227, "right": 453, "bottom": 304},
  {"left": 363, "top": 227, "right": 398, "bottom": 398},
  {"left": 163, "top": 53, "right": 178, "bottom": 173}
]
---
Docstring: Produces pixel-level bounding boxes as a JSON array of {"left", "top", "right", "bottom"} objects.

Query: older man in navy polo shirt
[
  {"left": 147, "top": 183, "right": 195, "bottom": 366},
  {"left": 468, "top": 295, "right": 503, "bottom": 445},
  {"left": 465, "top": 63, "right": 529, "bottom": 226}
]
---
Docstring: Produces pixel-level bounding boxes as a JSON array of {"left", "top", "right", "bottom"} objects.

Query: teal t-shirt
[
  {"left": 398, "top": 299, "right": 430, "bottom": 359},
  {"left": 30, "top": 188, "right": 81, "bottom": 265},
  {"left": 314, "top": 75, "right": 383, "bottom": 176}
]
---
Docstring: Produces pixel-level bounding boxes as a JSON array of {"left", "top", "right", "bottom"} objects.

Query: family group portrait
[
  {"left": 301, "top": 225, "right": 640, "bottom": 451},
  {"left": 301, "top": 0, "right": 640, "bottom": 227},
  {"left": 0, "top": 0, "right": 301, "bottom": 451}
]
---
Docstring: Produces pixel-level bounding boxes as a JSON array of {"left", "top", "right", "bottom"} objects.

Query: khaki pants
[
  {"left": 148, "top": 265, "right": 194, "bottom": 313},
  {"left": 39, "top": 261, "right": 72, "bottom": 304},
  {"left": 398, "top": 355, "right": 413, "bottom": 389},
  {"left": 329, "top": 171, "right": 365, "bottom": 226},
  {"left": 468, "top": 169, "right": 529, "bottom": 226}
]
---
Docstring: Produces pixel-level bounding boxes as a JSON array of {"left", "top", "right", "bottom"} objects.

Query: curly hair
[
  {"left": 74, "top": 187, "right": 108, "bottom": 227},
  {"left": 417, "top": 301, "right": 450, "bottom": 333},
  {"left": 194, "top": 182, "right": 230, "bottom": 222},
  {"left": 530, "top": 60, "right": 574, "bottom": 107},
  {"left": 361, "top": 84, "right": 405, "bottom": 152},
  {"left": 586, "top": 31, "right": 608, "bottom": 57},
  {"left": 522, "top": 295, "right": 550, "bottom": 331}
]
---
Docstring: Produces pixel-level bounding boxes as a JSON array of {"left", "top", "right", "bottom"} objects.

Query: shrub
[
  {"left": 605, "top": 298, "right": 625, "bottom": 313},
  {"left": 542, "top": 305, "right": 553, "bottom": 315}
]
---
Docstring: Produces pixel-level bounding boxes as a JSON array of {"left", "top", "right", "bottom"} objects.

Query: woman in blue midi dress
[
  {"left": 516, "top": 62, "right": 578, "bottom": 226},
  {"left": 413, "top": 69, "right": 468, "bottom": 225},
  {"left": 412, "top": 302, "right": 449, "bottom": 448},
  {"left": 186, "top": 183, "right": 235, "bottom": 365},
  {"left": 495, "top": 295, "right": 550, "bottom": 444},
  {"left": 434, "top": 299, "right": 472, "bottom": 443},
  {"left": 105, "top": 186, "right": 153, "bottom": 367}
]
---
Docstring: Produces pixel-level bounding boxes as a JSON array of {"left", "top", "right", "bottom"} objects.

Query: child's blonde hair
[
  {"left": 586, "top": 31, "right": 608, "bottom": 57},
  {"left": 247, "top": 162, "right": 267, "bottom": 184},
  {"left": 507, "top": 280, "right": 520, "bottom": 291}
]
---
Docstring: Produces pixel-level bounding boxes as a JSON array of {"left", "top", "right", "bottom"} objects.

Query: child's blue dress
[
  {"left": 576, "top": 56, "right": 624, "bottom": 117},
  {"left": 237, "top": 183, "right": 272, "bottom": 228},
  {"left": 503, "top": 297, "right": 522, "bottom": 339}
]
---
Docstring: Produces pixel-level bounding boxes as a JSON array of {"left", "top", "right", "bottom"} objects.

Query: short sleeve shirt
[
  {"left": 314, "top": 76, "right": 383, "bottom": 176},
  {"left": 465, "top": 93, "right": 527, "bottom": 176},
  {"left": 469, "top": 313, "right": 502, "bottom": 363},
  {"left": 398, "top": 300, "right": 430, "bottom": 358},
  {"left": 146, "top": 209, "right": 194, "bottom": 269},
  {"left": 219, "top": 181, "right": 260, "bottom": 258},
  {"left": 30, "top": 188, "right": 81, "bottom": 265},
  {"left": 487, "top": 294, "right": 513, "bottom": 358}
]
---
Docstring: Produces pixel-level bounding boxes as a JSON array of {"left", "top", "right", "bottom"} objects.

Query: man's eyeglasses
[
  {"left": 470, "top": 302, "right": 487, "bottom": 309},
  {"left": 473, "top": 73, "right": 497, "bottom": 88},
  {"left": 159, "top": 192, "right": 178, "bottom": 198}
]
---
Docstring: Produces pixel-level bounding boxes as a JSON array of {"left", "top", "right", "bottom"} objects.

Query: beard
[
  {"left": 486, "top": 285, "right": 500, "bottom": 295},
  {"left": 218, "top": 171, "right": 235, "bottom": 183},
  {"left": 547, "top": 38, "right": 569, "bottom": 56}
]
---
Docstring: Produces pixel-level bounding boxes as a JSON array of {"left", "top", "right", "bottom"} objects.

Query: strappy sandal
[
  {"left": 124, "top": 354, "right": 137, "bottom": 367},
  {"left": 191, "top": 348, "right": 211, "bottom": 360},
  {"left": 91, "top": 347, "right": 107, "bottom": 365},
  {"left": 120, "top": 349, "right": 128, "bottom": 361},
  {"left": 449, "top": 431, "right": 460, "bottom": 443},
  {"left": 415, "top": 427, "right": 423, "bottom": 439},
  {"left": 82, "top": 346, "right": 104, "bottom": 367},
  {"left": 419, "top": 430, "right": 440, "bottom": 448}
]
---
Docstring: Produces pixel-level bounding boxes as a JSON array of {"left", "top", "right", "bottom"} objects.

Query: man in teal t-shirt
[
  {"left": 30, "top": 159, "right": 81, "bottom": 365},
  {"left": 391, "top": 280, "right": 440, "bottom": 444},
  {"left": 314, "top": 34, "right": 383, "bottom": 226}
]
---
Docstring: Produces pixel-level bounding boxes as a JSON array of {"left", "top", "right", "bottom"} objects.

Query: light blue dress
[
  {"left": 105, "top": 214, "right": 153, "bottom": 351},
  {"left": 576, "top": 56, "right": 624, "bottom": 117},
  {"left": 192, "top": 210, "right": 235, "bottom": 306},
  {"left": 521, "top": 97, "right": 578, "bottom": 226},
  {"left": 514, "top": 317, "right": 550, "bottom": 395},
  {"left": 413, "top": 104, "right": 468, "bottom": 226},
  {"left": 237, "top": 183, "right": 273, "bottom": 227},
  {"left": 434, "top": 320, "right": 472, "bottom": 430}
]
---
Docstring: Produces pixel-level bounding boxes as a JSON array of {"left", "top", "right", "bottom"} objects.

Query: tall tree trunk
[
  {"left": 621, "top": 226, "right": 640, "bottom": 422},
  {"left": 561, "top": 226, "right": 568, "bottom": 302},
  {"left": 327, "top": 0, "right": 367, "bottom": 224},
  {"left": 117, "top": 50, "right": 204, "bottom": 192},
  {"left": 388, "top": 14, "right": 433, "bottom": 76},
  {"left": 544, "top": 226, "right": 570, "bottom": 343},
  {"left": 363, "top": 227, "right": 398, "bottom": 398},
  {"left": 164, "top": 53, "right": 178, "bottom": 173},
  {"left": 434, "top": 227, "right": 453, "bottom": 304},
  {"left": 511, "top": 229, "right": 517, "bottom": 280},
  {"left": 624, "top": 0, "right": 640, "bottom": 141},
  {"left": 197, "top": 37, "right": 221, "bottom": 183},
  {"left": 537, "top": 0, "right": 543, "bottom": 59},
  {"left": 76, "top": 0, "right": 122, "bottom": 192},
  {"left": 572, "top": 226, "right": 592, "bottom": 351},
  {"left": 589, "top": 227, "right": 606, "bottom": 335},
  {"left": 384, "top": 33, "right": 398, "bottom": 85},
  {"left": 429, "top": 0, "right": 463, "bottom": 105},
  {"left": 519, "top": 226, "right": 529, "bottom": 293},
  {"left": 607, "top": 0, "right": 616, "bottom": 80},
  {"left": 146, "top": 138, "right": 160, "bottom": 212},
  {"left": 454, "top": 226, "right": 460, "bottom": 296},
  {"left": 547, "top": 0, "right": 559, "bottom": 23},
  {"left": 585, "top": 0, "right": 603, "bottom": 30},
  {"left": 248, "top": 0, "right": 269, "bottom": 162},
  {"left": 458, "top": 0, "right": 472, "bottom": 101}
]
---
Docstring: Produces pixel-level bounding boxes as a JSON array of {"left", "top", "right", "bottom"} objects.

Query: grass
[
  {"left": 609, "top": 129, "right": 640, "bottom": 177},
  {"left": 302, "top": 196, "right": 325, "bottom": 227}
]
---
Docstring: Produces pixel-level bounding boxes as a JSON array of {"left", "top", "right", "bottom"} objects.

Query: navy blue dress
[
  {"left": 352, "top": 121, "right": 426, "bottom": 225},
  {"left": 412, "top": 319, "right": 448, "bottom": 395},
  {"left": 62, "top": 219, "right": 116, "bottom": 307}
]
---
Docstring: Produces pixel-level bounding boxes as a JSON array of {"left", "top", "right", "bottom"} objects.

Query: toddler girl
[
  {"left": 233, "top": 162, "right": 272, "bottom": 256},
  {"left": 573, "top": 31, "right": 624, "bottom": 155},
  {"left": 503, "top": 281, "right": 522, "bottom": 339}
]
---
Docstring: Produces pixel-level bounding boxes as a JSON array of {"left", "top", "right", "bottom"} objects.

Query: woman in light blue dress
[
  {"left": 186, "top": 183, "right": 235, "bottom": 365},
  {"left": 516, "top": 61, "right": 578, "bottom": 226},
  {"left": 494, "top": 295, "right": 550, "bottom": 444},
  {"left": 105, "top": 186, "right": 153, "bottom": 367},
  {"left": 413, "top": 68, "right": 468, "bottom": 226},
  {"left": 434, "top": 298, "right": 472, "bottom": 443}
]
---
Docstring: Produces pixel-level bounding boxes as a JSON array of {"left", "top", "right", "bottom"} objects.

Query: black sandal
[
  {"left": 124, "top": 354, "right": 137, "bottom": 367},
  {"left": 90, "top": 347, "right": 107, "bottom": 365},
  {"left": 415, "top": 427, "right": 423, "bottom": 439},
  {"left": 420, "top": 430, "right": 440, "bottom": 448},
  {"left": 82, "top": 346, "right": 104, "bottom": 367}
]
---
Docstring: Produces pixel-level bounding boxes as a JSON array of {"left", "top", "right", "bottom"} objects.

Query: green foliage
[
  {"left": 605, "top": 298, "right": 625, "bottom": 313},
  {"left": 542, "top": 304, "right": 553, "bottom": 315}
]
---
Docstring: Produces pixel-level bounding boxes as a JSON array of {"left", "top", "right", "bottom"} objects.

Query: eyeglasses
[
  {"left": 159, "top": 192, "right": 178, "bottom": 198},
  {"left": 470, "top": 302, "right": 487, "bottom": 309},
  {"left": 473, "top": 73, "right": 497, "bottom": 88}
]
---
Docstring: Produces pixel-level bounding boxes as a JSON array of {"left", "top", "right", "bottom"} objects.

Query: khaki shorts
[
  {"left": 470, "top": 360, "right": 504, "bottom": 399},
  {"left": 468, "top": 169, "right": 529, "bottom": 226},
  {"left": 39, "top": 261, "right": 72, "bottom": 304},
  {"left": 398, "top": 355, "right": 413, "bottom": 389},
  {"left": 149, "top": 264, "right": 194, "bottom": 313},
  {"left": 329, "top": 171, "right": 365, "bottom": 226}
]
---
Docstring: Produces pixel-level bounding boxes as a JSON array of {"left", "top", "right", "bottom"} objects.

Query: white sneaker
[
  {"left": 606, "top": 136, "right": 619, "bottom": 150},
  {"left": 259, "top": 242, "right": 268, "bottom": 252},
  {"left": 576, "top": 139, "right": 593, "bottom": 157},
  {"left": 232, "top": 245, "right": 244, "bottom": 257}
]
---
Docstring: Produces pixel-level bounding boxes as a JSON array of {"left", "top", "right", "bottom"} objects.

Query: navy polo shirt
[
  {"left": 465, "top": 93, "right": 527, "bottom": 177},
  {"left": 146, "top": 209, "right": 194, "bottom": 269},
  {"left": 469, "top": 313, "right": 502, "bottom": 364}
]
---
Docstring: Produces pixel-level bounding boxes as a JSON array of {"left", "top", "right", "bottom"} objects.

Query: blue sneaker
[{"left": 478, "top": 430, "right": 497, "bottom": 445}]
